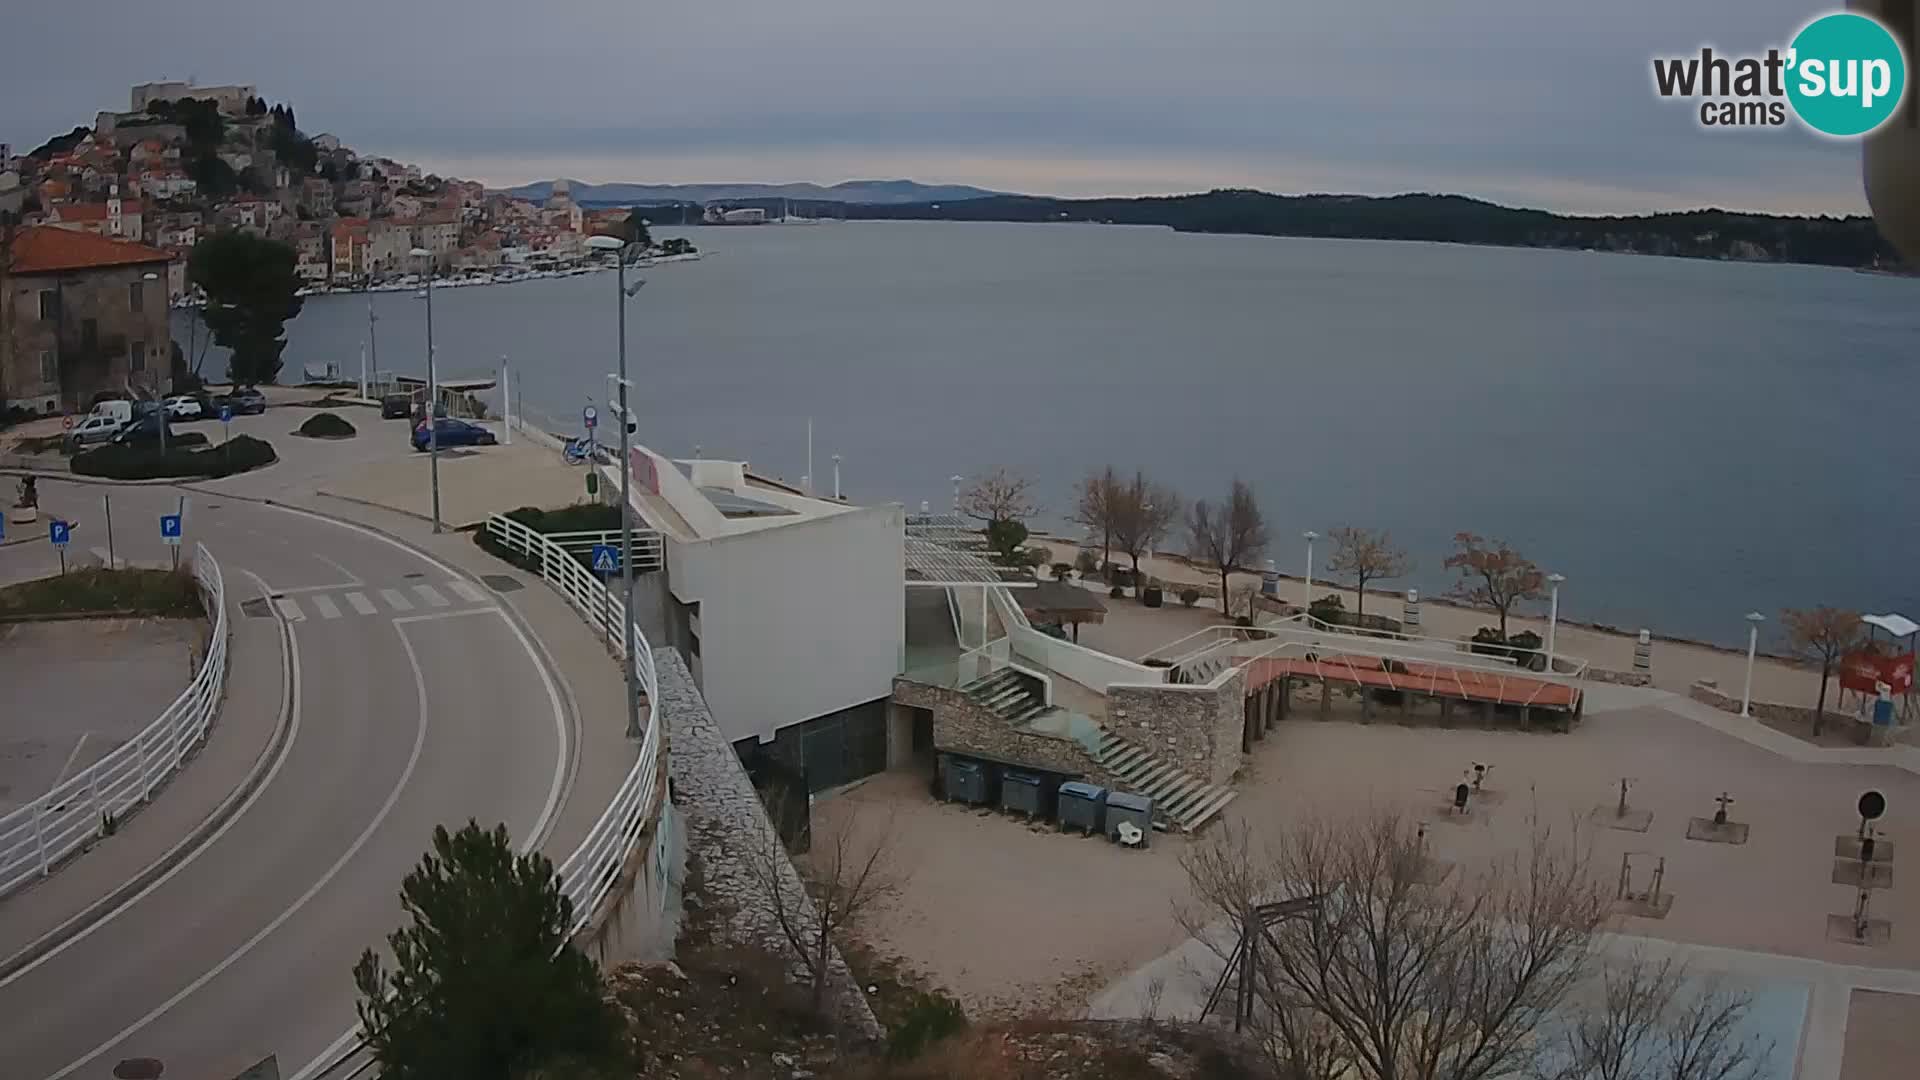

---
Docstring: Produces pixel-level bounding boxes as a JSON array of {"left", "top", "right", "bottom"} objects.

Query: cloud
[{"left": 0, "top": 0, "right": 1871, "bottom": 214}]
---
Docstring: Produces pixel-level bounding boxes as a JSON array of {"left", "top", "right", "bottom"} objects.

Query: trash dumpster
[
  {"left": 945, "top": 756, "right": 991, "bottom": 806},
  {"left": 1105, "top": 791, "right": 1153, "bottom": 847},
  {"left": 1001, "top": 769, "right": 1046, "bottom": 818},
  {"left": 1058, "top": 781, "right": 1107, "bottom": 835}
]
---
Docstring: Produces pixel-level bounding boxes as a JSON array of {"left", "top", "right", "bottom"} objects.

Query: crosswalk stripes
[
  {"left": 310, "top": 594, "right": 341, "bottom": 620},
  {"left": 379, "top": 588, "right": 414, "bottom": 612},
  {"left": 345, "top": 592, "right": 378, "bottom": 616},
  {"left": 446, "top": 579, "right": 487, "bottom": 604},
  {"left": 273, "top": 597, "right": 305, "bottom": 621},
  {"left": 411, "top": 583, "right": 450, "bottom": 608}
]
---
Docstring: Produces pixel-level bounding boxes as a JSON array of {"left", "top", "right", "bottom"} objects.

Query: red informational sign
[
  {"left": 1840, "top": 649, "right": 1916, "bottom": 695},
  {"left": 629, "top": 447, "right": 659, "bottom": 495}
]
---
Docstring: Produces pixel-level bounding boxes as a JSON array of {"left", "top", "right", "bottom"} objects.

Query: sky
[{"left": 0, "top": 1, "right": 1876, "bottom": 215}]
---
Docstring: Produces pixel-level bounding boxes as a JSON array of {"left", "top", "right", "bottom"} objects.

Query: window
[
  {"left": 130, "top": 340, "right": 146, "bottom": 372},
  {"left": 129, "top": 281, "right": 143, "bottom": 312},
  {"left": 38, "top": 290, "right": 59, "bottom": 320},
  {"left": 39, "top": 351, "right": 56, "bottom": 385}
]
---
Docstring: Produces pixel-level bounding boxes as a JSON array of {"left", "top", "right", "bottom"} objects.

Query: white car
[{"left": 164, "top": 395, "right": 204, "bottom": 419}]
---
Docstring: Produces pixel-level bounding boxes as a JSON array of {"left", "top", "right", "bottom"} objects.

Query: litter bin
[
  {"left": 1001, "top": 769, "right": 1046, "bottom": 818},
  {"left": 1058, "top": 781, "right": 1107, "bottom": 835},
  {"left": 1105, "top": 791, "right": 1154, "bottom": 847},
  {"left": 945, "top": 757, "right": 991, "bottom": 806}
]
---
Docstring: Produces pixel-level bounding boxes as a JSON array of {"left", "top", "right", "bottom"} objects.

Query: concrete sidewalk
[{"left": 0, "top": 569, "right": 288, "bottom": 976}]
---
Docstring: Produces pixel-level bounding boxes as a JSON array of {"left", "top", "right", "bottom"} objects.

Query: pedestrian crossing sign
[{"left": 591, "top": 544, "right": 619, "bottom": 574}]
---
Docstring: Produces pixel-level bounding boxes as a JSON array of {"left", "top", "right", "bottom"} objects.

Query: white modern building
[{"left": 599, "top": 444, "right": 905, "bottom": 788}]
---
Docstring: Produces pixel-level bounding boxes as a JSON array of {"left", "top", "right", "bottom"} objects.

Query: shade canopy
[{"left": 1863, "top": 613, "right": 1919, "bottom": 638}]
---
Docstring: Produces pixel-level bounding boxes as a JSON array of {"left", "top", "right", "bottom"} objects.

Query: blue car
[{"left": 412, "top": 417, "right": 497, "bottom": 451}]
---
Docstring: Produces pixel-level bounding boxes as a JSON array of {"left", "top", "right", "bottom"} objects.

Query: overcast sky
[{"left": 1, "top": 1, "right": 1872, "bottom": 215}]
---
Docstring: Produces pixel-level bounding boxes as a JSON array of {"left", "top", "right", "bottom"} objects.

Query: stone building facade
[{"left": 1, "top": 226, "right": 173, "bottom": 412}]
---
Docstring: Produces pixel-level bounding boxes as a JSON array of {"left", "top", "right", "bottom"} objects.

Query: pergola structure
[{"left": 904, "top": 516, "right": 1033, "bottom": 653}]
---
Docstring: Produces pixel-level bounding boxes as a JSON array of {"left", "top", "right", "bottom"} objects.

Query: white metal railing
[
  {"left": 0, "top": 543, "right": 228, "bottom": 899},
  {"left": 538, "top": 528, "right": 665, "bottom": 572},
  {"left": 482, "top": 512, "right": 662, "bottom": 934}
]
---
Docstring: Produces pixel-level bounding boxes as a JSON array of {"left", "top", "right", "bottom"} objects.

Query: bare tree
[
  {"left": 1536, "top": 952, "right": 1770, "bottom": 1080},
  {"left": 1070, "top": 465, "right": 1122, "bottom": 567},
  {"left": 1444, "top": 532, "right": 1545, "bottom": 639},
  {"left": 958, "top": 466, "right": 1037, "bottom": 527},
  {"left": 1325, "top": 526, "right": 1412, "bottom": 622},
  {"left": 1189, "top": 479, "right": 1268, "bottom": 619},
  {"left": 738, "top": 800, "right": 898, "bottom": 1016},
  {"left": 1110, "top": 470, "right": 1181, "bottom": 586},
  {"left": 1181, "top": 809, "right": 1624, "bottom": 1080},
  {"left": 1780, "top": 606, "right": 1865, "bottom": 736}
]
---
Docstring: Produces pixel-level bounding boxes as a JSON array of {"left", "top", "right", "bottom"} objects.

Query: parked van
[{"left": 88, "top": 399, "right": 133, "bottom": 426}]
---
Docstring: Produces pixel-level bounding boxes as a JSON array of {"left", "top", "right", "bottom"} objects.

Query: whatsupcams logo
[{"left": 1651, "top": 11, "right": 1909, "bottom": 137}]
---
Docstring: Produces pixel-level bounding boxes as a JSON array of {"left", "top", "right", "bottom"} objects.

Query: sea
[{"left": 182, "top": 220, "right": 1920, "bottom": 648}]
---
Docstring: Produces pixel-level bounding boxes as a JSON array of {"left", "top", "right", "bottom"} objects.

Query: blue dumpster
[
  {"left": 1105, "top": 791, "right": 1154, "bottom": 847},
  {"left": 1058, "top": 781, "right": 1107, "bottom": 835}
]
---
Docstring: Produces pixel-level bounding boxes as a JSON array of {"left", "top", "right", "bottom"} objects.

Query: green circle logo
[{"left": 1787, "top": 12, "right": 1908, "bottom": 137}]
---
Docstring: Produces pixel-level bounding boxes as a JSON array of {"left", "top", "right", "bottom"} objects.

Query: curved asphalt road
[{"left": 0, "top": 481, "right": 572, "bottom": 1079}]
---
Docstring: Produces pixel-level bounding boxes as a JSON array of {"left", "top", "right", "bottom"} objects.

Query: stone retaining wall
[
  {"left": 894, "top": 676, "right": 1117, "bottom": 785},
  {"left": 1106, "top": 668, "right": 1245, "bottom": 787},
  {"left": 1686, "top": 679, "right": 1883, "bottom": 745},
  {"left": 662, "top": 651, "right": 882, "bottom": 1041},
  {"left": 1585, "top": 668, "right": 1654, "bottom": 688}
]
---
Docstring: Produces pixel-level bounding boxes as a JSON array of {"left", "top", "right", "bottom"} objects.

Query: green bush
[
  {"left": 1179, "top": 587, "right": 1201, "bottom": 607},
  {"left": 0, "top": 567, "right": 203, "bottom": 617},
  {"left": 1073, "top": 549, "right": 1099, "bottom": 575},
  {"left": 473, "top": 503, "right": 625, "bottom": 574},
  {"left": 887, "top": 992, "right": 968, "bottom": 1059},
  {"left": 72, "top": 435, "right": 277, "bottom": 480},
  {"left": 1050, "top": 561, "right": 1074, "bottom": 581},
  {"left": 296, "top": 412, "right": 357, "bottom": 438},
  {"left": 1308, "top": 593, "right": 1346, "bottom": 624}
]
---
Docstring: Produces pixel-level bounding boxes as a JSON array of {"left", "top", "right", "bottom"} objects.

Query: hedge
[
  {"left": 0, "top": 567, "right": 204, "bottom": 618},
  {"left": 296, "top": 412, "right": 357, "bottom": 438},
  {"left": 72, "top": 434, "right": 278, "bottom": 480}
]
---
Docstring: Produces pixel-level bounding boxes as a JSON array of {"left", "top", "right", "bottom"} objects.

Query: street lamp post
[
  {"left": 410, "top": 248, "right": 442, "bottom": 533},
  {"left": 1302, "top": 530, "right": 1319, "bottom": 613},
  {"left": 950, "top": 475, "right": 963, "bottom": 515},
  {"left": 1545, "top": 573, "right": 1566, "bottom": 672},
  {"left": 1741, "top": 612, "right": 1766, "bottom": 717},
  {"left": 587, "top": 234, "right": 646, "bottom": 740}
]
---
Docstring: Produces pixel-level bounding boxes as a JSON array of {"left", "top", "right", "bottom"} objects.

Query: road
[{"left": 0, "top": 478, "right": 574, "bottom": 1079}]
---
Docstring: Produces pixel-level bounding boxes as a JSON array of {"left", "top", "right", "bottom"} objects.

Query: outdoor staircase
[
  {"left": 1093, "top": 730, "right": 1238, "bottom": 832},
  {"left": 962, "top": 668, "right": 1055, "bottom": 726},
  {"left": 1172, "top": 654, "right": 1230, "bottom": 685}
]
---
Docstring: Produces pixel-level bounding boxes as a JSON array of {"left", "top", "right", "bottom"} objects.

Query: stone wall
[
  {"left": 1586, "top": 668, "right": 1654, "bottom": 688},
  {"left": 1688, "top": 678, "right": 1850, "bottom": 733},
  {"left": 894, "top": 676, "right": 1110, "bottom": 782},
  {"left": 662, "top": 651, "right": 883, "bottom": 1041},
  {"left": 1107, "top": 667, "right": 1246, "bottom": 787}
]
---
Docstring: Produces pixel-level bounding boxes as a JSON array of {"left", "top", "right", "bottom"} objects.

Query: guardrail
[
  {"left": 0, "top": 542, "right": 228, "bottom": 900},
  {"left": 482, "top": 512, "right": 662, "bottom": 933}
]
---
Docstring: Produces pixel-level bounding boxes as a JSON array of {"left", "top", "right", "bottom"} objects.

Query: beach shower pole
[
  {"left": 410, "top": 248, "right": 441, "bottom": 533},
  {"left": 1741, "top": 612, "right": 1766, "bottom": 717},
  {"left": 501, "top": 355, "right": 511, "bottom": 445},
  {"left": 951, "top": 475, "right": 963, "bottom": 514},
  {"left": 1302, "top": 530, "right": 1319, "bottom": 613},
  {"left": 1546, "top": 573, "right": 1566, "bottom": 671}
]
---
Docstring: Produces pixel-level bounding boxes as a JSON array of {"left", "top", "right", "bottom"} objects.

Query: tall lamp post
[
  {"left": 1302, "top": 530, "right": 1319, "bottom": 613},
  {"left": 1545, "top": 573, "right": 1566, "bottom": 672},
  {"left": 409, "top": 248, "right": 442, "bottom": 533},
  {"left": 586, "top": 234, "right": 647, "bottom": 739},
  {"left": 950, "top": 475, "right": 963, "bottom": 515},
  {"left": 1741, "top": 611, "right": 1766, "bottom": 717}
]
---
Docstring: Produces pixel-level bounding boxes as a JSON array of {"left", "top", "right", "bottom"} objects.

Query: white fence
[
  {"left": 538, "top": 528, "right": 665, "bottom": 573},
  {"left": 482, "top": 512, "right": 663, "bottom": 934},
  {"left": 0, "top": 543, "right": 228, "bottom": 900}
]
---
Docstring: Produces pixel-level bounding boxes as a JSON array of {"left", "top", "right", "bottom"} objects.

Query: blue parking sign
[
  {"left": 49, "top": 520, "right": 70, "bottom": 546},
  {"left": 160, "top": 514, "right": 183, "bottom": 545},
  {"left": 590, "top": 544, "right": 618, "bottom": 574},
  {"left": 219, "top": 404, "right": 234, "bottom": 424}
]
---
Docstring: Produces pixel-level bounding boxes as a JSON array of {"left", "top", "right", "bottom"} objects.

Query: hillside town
[{"left": 0, "top": 80, "right": 643, "bottom": 297}]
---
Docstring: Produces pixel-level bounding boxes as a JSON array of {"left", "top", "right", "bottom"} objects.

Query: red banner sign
[{"left": 1840, "top": 649, "right": 1916, "bottom": 695}]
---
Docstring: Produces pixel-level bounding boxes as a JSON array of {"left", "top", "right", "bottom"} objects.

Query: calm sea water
[{"left": 201, "top": 221, "right": 1920, "bottom": 646}]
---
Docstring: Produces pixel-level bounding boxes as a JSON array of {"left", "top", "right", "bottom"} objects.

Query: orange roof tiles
[{"left": 5, "top": 226, "right": 173, "bottom": 274}]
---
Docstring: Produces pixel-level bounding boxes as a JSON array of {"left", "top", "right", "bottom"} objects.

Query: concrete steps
[
  {"left": 962, "top": 669, "right": 1056, "bottom": 726},
  {"left": 1093, "top": 730, "right": 1237, "bottom": 832}
]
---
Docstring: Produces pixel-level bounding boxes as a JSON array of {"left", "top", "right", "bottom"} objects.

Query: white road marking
[
  {"left": 45, "top": 614, "right": 431, "bottom": 1080},
  {"left": 411, "top": 583, "right": 450, "bottom": 608},
  {"left": 393, "top": 607, "right": 500, "bottom": 625},
  {"left": 344, "top": 591, "right": 377, "bottom": 616},
  {"left": 378, "top": 588, "right": 413, "bottom": 612},
  {"left": 1, "top": 569, "right": 302, "bottom": 989},
  {"left": 271, "top": 583, "right": 362, "bottom": 596},
  {"left": 273, "top": 597, "right": 305, "bottom": 621},
  {"left": 309, "top": 594, "right": 341, "bottom": 620},
  {"left": 49, "top": 733, "right": 91, "bottom": 794},
  {"left": 446, "top": 578, "right": 487, "bottom": 604},
  {"left": 312, "top": 553, "right": 361, "bottom": 585}
]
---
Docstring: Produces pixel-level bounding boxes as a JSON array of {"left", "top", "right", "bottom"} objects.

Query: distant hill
[
  {"left": 841, "top": 189, "right": 1899, "bottom": 270},
  {"left": 499, "top": 178, "right": 1006, "bottom": 206}
]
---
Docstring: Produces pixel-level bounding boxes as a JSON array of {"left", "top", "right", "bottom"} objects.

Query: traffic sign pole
[{"left": 103, "top": 494, "right": 114, "bottom": 570}]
